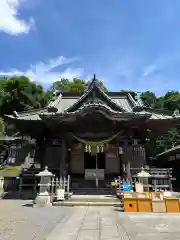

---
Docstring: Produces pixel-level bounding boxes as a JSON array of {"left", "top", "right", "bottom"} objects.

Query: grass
[{"left": 0, "top": 165, "right": 22, "bottom": 177}]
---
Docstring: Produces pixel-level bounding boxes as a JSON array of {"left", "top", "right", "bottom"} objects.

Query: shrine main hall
[{"left": 5, "top": 77, "right": 180, "bottom": 187}]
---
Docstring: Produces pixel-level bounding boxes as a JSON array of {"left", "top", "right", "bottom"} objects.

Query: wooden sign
[
  {"left": 85, "top": 169, "right": 104, "bottom": 180},
  {"left": 135, "top": 182, "right": 144, "bottom": 193},
  {"left": 151, "top": 192, "right": 163, "bottom": 201}
]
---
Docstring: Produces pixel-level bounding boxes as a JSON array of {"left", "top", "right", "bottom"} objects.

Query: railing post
[
  {"left": 118, "top": 176, "right": 121, "bottom": 192},
  {"left": 18, "top": 177, "right": 23, "bottom": 198},
  {"left": 51, "top": 177, "right": 54, "bottom": 201},
  {"left": 67, "top": 175, "right": 70, "bottom": 195},
  {"left": 154, "top": 179, "right": 157, "bottom": 192},
  {"left": 33, "top": 179, "right": 37, "bottom": 198},
  {"left": 168, "top": 169, "right": 172, "bottom": 191}
]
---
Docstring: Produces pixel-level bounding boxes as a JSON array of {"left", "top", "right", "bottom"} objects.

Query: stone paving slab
[
  {"left": 117, "top": 212, "right": 180, "bottom": 240},
  {"left": 1, "top": 200, "right": 180, "bottom": 240},
  {"left": 47, "top": 206, "right": 180, "bottom": 240},
  {"left": 47, "top": 206, "right": 129, "bottom": 240},
  {"left": 0, "top": 200, "right": 74, "bottom": 240}
]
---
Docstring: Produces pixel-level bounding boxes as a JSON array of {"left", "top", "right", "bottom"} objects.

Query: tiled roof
[
  {"left": 40, "top": 102, "right": 152, "bottom": 120},
  {"left": 139, "top": 111, "right": 173, "bottom": 120},
  {"left": 5, "top": 79, "right": 175, "bottom": 121}
]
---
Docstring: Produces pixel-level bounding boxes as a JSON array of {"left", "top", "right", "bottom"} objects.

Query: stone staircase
[
  {"left": 71, "top": 188, "right": 116, "bottom": 195},
  {"left": 53, "top": 194, "right": 124, "bottom": 210}
]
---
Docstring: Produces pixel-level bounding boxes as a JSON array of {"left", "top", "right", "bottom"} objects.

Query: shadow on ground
[{"left": 2, "top": 191, "right": 35, "bottom": 200}]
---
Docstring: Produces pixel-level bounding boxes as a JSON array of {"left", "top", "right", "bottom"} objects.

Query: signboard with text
[{"left": 85, "top": 169, "right": 104, "bottom": 180}]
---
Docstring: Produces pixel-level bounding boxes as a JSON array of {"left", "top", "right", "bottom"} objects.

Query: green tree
[
  {"left": 140, "top": 91, "right": 157, "bottom": 108},
  {"left": 51, "top": 78, "right": 108, "bottom": 93},
  {"left": 51, "top": 78, "right": 86, "bottom": 93},
  {"left": 0, "top": 76, "right": 50, "bottom": 116},
  {"left": 163, "top": 91, "right": 180, "bottom": 112},
  {"left": 0, "top": 118, "right": 5, "bottom": 133}
]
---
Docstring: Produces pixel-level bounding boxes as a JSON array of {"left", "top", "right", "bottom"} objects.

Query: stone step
[
  {"left": 71, "top": 189, "right": 116, "bottom": 195},
  {"left": 68, "top": 196, "right": 121, "bottom": 203},
  {"left": 53, "top": 201, "right": 124, "bottom": 208}
]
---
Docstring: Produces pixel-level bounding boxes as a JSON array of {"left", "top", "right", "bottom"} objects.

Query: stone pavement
[
  {"left": 47, "top": 206, "right": 180, "bottom": 240},
  {"left": 1, "top": 200, "right": 180, "bottom": 240},
  {"left": 0, "top": 199, "right": 74, "bottom": 240}
]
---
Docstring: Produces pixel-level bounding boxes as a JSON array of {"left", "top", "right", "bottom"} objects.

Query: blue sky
[{"left": 1, "top": 0, "right": 180, "bottom": 95}]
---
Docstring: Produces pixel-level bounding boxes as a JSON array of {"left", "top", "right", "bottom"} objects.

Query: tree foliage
[
  {"left": 0, "top": 76, "right": 51, "bottom": 116},
  {"left": 51, "top": 78, "right": 108, "bottom": 93},
  {"left": 0, "top": 118, "right": 5, "bottom": 133}
]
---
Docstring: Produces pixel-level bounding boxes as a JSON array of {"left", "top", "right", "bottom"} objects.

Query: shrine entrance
[
  {"left": 84, "top": 152, "right": 105, "bottom": 169},
  {"left": 84, "top": 152, "right": 106, "bottom": 189}
]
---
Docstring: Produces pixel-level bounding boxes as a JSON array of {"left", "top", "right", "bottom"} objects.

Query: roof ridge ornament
[
  {"left": 88, "top": 74, "right": 97, "bottom": 89},
  {"left": 92, "top": 74, "right": 96, "bottom": 83},
  {"left": 173, "top": 109, "right": 180, "bottom": 118},
  {"left": 13, "top": 111, "right": 19, "bottom": 118}
]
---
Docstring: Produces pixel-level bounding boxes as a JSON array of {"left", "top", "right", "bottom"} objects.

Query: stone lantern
[
  {"left": 136, "top": 167, "right": 151, "bottom": 192},
  {"left": 35, "top": 166, "right": 54, "bottom": 207}
]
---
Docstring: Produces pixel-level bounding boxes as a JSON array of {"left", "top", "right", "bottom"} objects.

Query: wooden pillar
[
  {"left": 36, "top": 138, "right": 45, "bottom": 168},
  {"left": 122, "top": 140, "right": 132, "bottom": 184},
  {"left": 59, "top": 138, "right": 67, "bottom": 177}
]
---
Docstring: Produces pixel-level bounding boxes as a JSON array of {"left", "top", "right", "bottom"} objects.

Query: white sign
[
  {"left": 85, "top": 169, "right": 104, "bottom": 180},
  {"left": 106, "top": 153, "right": 116, "bottom": 158},
  {"left": 56, "top": 188, "right": 65, "bottom": 200}
]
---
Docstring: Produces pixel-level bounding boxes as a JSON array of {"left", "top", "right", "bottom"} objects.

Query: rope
[{"left": 73, "top": 131, "right": 122, "bottom": 146}]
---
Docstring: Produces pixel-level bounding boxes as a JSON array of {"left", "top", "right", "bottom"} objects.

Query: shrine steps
[
  {"left": 53, "top": 194, "right": 124, "bottom": 209},
  {"left": 70, "top": 188, "right": 116, "bottom": 195},
  {"left": 53, "top": 201, "right": 123, "bottom": 208}
]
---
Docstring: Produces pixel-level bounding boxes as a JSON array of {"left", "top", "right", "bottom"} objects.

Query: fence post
[
  {"left": 0, "top": 177, "right": 4, "bottom": 197},
  {"left": 153, "top": 179, "right": 157, "bottom": 192},
  {"left": 168, "top": 169, "right": 172, "bottom": 191},
  {"left": 33, "top": 179, "right": 37, "bottom": 198},
  {"left": 67, "top": 175, "right": 70, "bottom": 195},
  {"left": 63, "top": 177, "right": 66, "bottom": 191},
  {"left": 59, "top": 177, "right": 62, "bottom": 188},
  {"left": 18, "top": 177, "right": 23, "bottom": 198},
  {"left": 118, "top": 176, "right": 121, "bottom": 192},
  {"left": 51, "top": 177, "right": 54, "bottom": 202}
]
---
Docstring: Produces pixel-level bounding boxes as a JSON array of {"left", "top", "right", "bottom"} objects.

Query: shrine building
[{"left": 4, "top": 77, "right": 180, "bottom": 188}]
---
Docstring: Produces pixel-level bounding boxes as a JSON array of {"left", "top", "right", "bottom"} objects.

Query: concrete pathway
[{"left": 47, "top": 206, "right": 180, "bottom": 240}]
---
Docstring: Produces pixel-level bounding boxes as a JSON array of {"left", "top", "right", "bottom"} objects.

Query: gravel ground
[{"left": 0, "top": 200, "right": 74, "bottom": 240}]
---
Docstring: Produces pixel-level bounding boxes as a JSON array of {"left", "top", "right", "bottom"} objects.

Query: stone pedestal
[
  {"left": 35, "top": 190, "right": 52, "bottom": 207},
  {"left": 35, "top": 166, "right": 54, "bottom": 207}
]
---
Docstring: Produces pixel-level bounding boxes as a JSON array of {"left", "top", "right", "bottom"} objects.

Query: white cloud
[
  {"left": 143, "top": 65, "right": 157, "bottom": 77},
  {"left": 0, "top": 56, "right": 84, "bottom": 84},
  {"left": 0, "top": 0, "right": 34, "bottom": 35}
]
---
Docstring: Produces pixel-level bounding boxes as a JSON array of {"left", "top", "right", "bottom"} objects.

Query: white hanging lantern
[
  {"left": 133, "top": 139, "right": 138, "bottom": 145},
  {"left": 118, "top": 146, "right": 123, "bottom": 155},
  {"left": 101, "top": 144, "right": 103, "bottom": 152},
  {"left": 88, "top": 145, "right": 91, "bottom": 153},
  {"left": 85, "top": 144, "right": 88, "bottom": 152}
]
